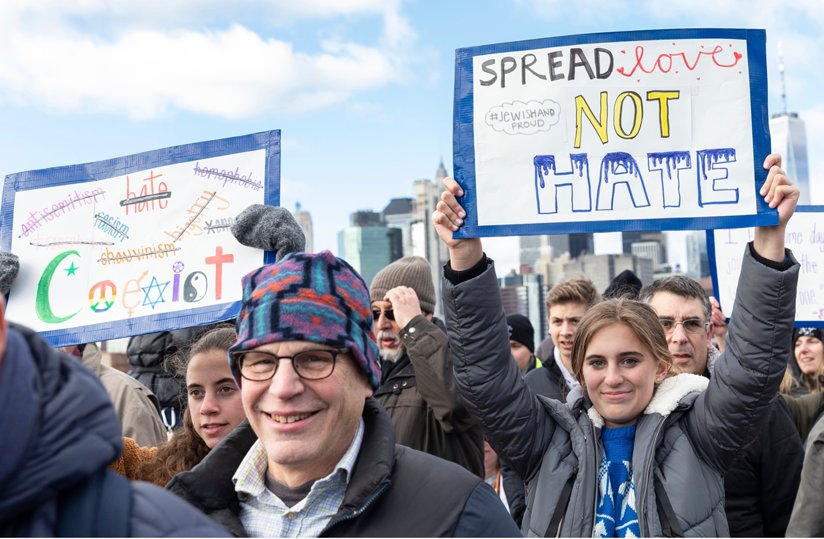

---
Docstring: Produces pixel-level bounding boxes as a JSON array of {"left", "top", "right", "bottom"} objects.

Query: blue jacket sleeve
[{"left": 453, "top": 482, "right": 520, "bottom": 537}]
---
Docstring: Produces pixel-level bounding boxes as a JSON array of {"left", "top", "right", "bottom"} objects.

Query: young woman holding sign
[{"left": 432, "top": 154, "right": 799, "bottom": 536}]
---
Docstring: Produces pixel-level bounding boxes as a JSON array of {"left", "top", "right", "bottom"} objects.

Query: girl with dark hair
[{"left": 111, "top": 325, "right": 246, "bottom": 486}]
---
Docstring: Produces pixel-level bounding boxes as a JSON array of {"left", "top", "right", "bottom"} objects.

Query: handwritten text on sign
[
  {"left": 710, "top": 207, "right": 824, "bottom": 324},
  {"left": 455, "top": 29, "right": 769, "bottom": 237},
  {"left": 4, "top": 147, "right": 269, "bottom": 338}
]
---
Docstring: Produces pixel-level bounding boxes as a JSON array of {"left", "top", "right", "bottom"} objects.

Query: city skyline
[{"left": 0, "top": 1, "right": 821, "bottom": 275}]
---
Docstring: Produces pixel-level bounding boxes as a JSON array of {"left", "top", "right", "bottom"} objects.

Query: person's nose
[
  {"left": 267, "top": 358, "right": 305, "bottom": 399},
  {"left": 376, "top": 311, "right": 392, "bottom": 330},
  {"left": 200, "top": 391, "right": 220, "bottom": 415},
  {"left": 603, "top": 363, "right": 623, "bottom": 386},
  {"left": 668, "top": 322, "right": 689, "bottom": 344}
]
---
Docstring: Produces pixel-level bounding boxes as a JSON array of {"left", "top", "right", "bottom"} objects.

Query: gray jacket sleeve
[
  {"left": 687, "top": 246, "right": 799, "bottom": 471},
  {"left": 786, "top": 415, "right": 824, "bottom": 536},
  {"left": 443, "top": 258, "right": 556, "bottom": 481}
]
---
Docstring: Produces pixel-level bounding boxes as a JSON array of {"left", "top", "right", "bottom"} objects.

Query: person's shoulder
[
  {"left": 392, "top": 444, "right": 481, "bottom": 486},
  {"left": 129, "top": 481, "right": 230, "bottom": 537}
]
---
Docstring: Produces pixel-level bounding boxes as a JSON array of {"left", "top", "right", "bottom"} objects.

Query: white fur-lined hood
[{"left": 586, "top": 373, "right": 709, "bottom": 429}]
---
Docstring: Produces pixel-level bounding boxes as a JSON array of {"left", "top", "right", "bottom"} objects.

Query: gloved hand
[
  {"left": 0, "top": 251, "right": 19, "bottom": 295},
  {"left": 231, "top": 205, "right": 306, "bottom": 261}
]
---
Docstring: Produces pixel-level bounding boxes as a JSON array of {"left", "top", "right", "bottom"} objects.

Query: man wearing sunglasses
[
  {"left": 369, "top": 256, "right": 485, "bottom": 479},
  {"left": 169, "top": 250, "right": 517, "bottom": 537},
  {"left": 640, "top": 275, "right": 803, "bottom": 537}
]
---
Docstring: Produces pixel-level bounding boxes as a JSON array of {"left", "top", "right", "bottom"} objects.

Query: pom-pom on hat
[
  {"left": 229, "top": 250, "right": 381, "bottom": 390},
  {"left": 370, "top": 256, "right": 436, "bottom": 313}
]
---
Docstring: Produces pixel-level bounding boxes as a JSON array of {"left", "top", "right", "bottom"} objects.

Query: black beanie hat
[
  {"left": 603, "top": 269, "right": 643, "bottom": 300},
  {"left": 794, "top": 327, "right": 824, "bottom": 344},
  {"left": 506, "top": 314, "right": 535, "bottom": 354}
]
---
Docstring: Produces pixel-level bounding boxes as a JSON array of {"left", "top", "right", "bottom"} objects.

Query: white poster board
[
  {"left": 453, "top": 28, "right": 775, "bottom": 238},
  {"left": 0, "top": 130, "right": 281, "bottom": 346},
  {"left": 709, "top": 206, "right": 824, "bottom": 325}
]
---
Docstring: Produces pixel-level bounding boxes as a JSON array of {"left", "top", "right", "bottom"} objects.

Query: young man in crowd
[{"left": 531, "top": 277, "right": 600, "bottom": 401}]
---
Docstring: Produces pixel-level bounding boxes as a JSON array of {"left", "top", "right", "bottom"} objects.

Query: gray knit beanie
[{"left": 370, "top": 256, "right": 436, "bottom": 313}]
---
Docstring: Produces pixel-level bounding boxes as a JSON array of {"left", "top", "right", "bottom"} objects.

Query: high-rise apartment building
[
  {"left": 293, "top": 201, "right": 314, "bottom": 253},
  {"left": 382, "top": 198, "right": 414, "bottom": 256},
  {"left": 337, "top": 210, "right": 402, "bottom": 285}
]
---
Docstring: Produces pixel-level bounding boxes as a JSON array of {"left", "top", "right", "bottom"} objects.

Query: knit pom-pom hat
[{"left": 229, "top": 250, "right": 381, "bottom": 390}]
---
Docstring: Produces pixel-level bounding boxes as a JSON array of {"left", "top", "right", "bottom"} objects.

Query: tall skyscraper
[
  {"left": 293, "top": 201, "right": 314, "bottom": 253},
  {"left": 769, "top": 43, "right": 811, "bottom": 204},
  {"left": 408, "top": 165, "right": 450, "bottom": 317},
  {"left": 497, "top": 270, "right": 547, "bottom": 350},
  {"left": 770, "top": 113, "right": 810, "bottom": 204},
  {"left": 337, "top": 210, "right": 402, "bottom": 285},
  {"left": 686, "top": 231, "right": 710, "bottom": 280}
]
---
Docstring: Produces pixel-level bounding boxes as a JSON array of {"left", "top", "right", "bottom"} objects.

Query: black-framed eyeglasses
[
  {"left": 232, "top": 349, "right": 345, "bottom": 382},
  {"left": 372, "top": 307, "right": 395, "bottom": 322},
  {"left": 658, "top": 317, "right": 709, "bottom": 335}
]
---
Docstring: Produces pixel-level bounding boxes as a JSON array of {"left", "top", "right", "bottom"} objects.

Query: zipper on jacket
[
  {"left": 589, "top": 422, "right": 600, "bottom": 535},
  {"left": 638, "top": 416, "right": 667, "bottom": 536},
  {"left": 320, "top": 480, "right": 390, "bottom": 534}
]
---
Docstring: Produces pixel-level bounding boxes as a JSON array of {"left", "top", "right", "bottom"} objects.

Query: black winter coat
[{"left": 168, "top": 399, "right": 518, "bottom": 537}]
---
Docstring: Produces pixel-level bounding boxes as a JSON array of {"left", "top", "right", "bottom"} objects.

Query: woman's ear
[{"left": 655, "top": 358, "right": 670, "bottom": 384}]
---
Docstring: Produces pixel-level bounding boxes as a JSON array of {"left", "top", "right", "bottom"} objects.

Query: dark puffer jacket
[
  {"left": 127, "top": 328, "right": 202, "bottom": 430},
  {"left": 168, "top": 399, "right": 518, "bottom": 537},
  {"left": 443, "top": 247, "right": 798, "bottom": 537},
  {"left": 0, "top": 322, "right": 228, "bottom": 537}
]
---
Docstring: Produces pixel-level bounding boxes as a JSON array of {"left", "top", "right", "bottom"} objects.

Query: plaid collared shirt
[{"left": 233, "top": 419, "right": 364, "bottom": 538}]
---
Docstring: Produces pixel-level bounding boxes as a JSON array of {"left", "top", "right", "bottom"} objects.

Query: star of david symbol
[
  {"left": 64, "top": 261, "right": 78, "bottom": 276},
  {"left": 141, "top": 276, "right": 170, "bottom": 309}
]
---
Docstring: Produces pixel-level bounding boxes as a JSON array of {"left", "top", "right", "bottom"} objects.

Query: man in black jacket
[
  {"left": 168, "top": 250, "right": 517, "bottom": 537},
  {"left": 640, "top": 275, "right": 803, "bottom": 537}
]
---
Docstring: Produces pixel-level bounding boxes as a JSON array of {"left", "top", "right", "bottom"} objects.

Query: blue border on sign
[
  {"left": 0, "top": 130, "right": 281, "bottom": 347},
  {"left": 708, "top": 205, "right": 824, "bottom": 328},
  {"left": 453, "top": 28, "right": 776, "bottom": 238}
]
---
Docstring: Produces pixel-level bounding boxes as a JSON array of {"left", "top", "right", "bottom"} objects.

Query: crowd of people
[{"left": 1, "top": 153, "right": 823, "bottom": 537}]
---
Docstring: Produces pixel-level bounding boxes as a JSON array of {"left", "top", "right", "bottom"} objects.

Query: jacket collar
[
  {"left": 583, "top": 373, "right": 710, "bottom": 429},
  {"left": 170, "top": 398, "right": 396, "bottom": 516}
]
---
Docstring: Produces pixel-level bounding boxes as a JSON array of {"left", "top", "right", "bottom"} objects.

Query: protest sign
[
  {"left": 453, "top": 28, "right": 776, "bottom": 238},
  {"left": 0, "top": 130, "right": 280, "bottom": 346},
  {"left": 708, "top": 206, "right": 824, "bottom": 326}
]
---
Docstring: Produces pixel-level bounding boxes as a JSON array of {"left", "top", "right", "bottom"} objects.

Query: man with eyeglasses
[
  {"left": 168, "top": 250, "right": 517, "bottom": 537},
  {"left": 369, "top": 256, "right": 485, "bottom": 479},
  {"left": 639, "top": 275, "right": 803, "bottom": 537}
]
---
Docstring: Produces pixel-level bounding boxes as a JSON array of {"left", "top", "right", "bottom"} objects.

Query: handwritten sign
[
  {"left": 453, "top": 28, "right": 776, "bottom": 238},
  {"left": 0, "top": 130, "right": 281, "bottom": 346},
  {"left": 708, "top": 206, "right": 824, "bottom": 326}
]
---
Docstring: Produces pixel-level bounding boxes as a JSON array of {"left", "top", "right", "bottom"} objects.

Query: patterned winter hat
[{"left": 229, "top": 250, "right": 381, "bottom": 390}]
